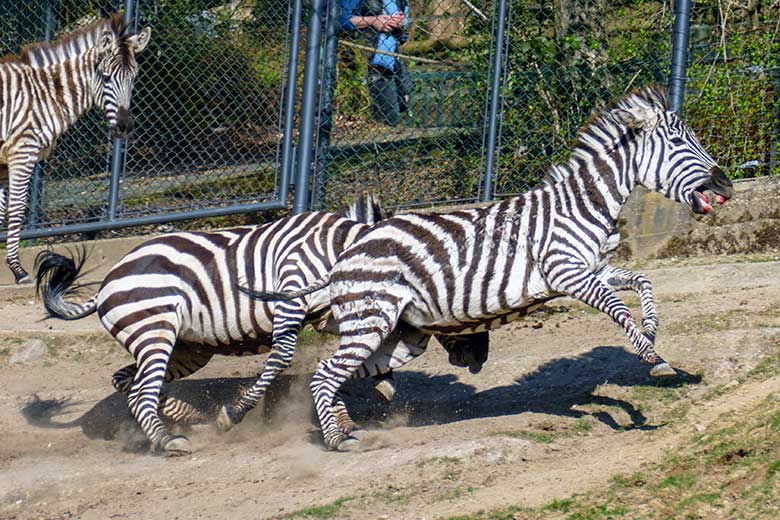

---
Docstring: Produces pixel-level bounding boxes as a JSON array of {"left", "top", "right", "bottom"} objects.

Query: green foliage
[{"left": 288, "top": 497, "right": 351, "bottom": 519}]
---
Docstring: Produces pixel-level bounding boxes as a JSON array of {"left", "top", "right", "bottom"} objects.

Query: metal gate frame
[{"left": 1, "top": 0, "right": 307, "bottom": 243}]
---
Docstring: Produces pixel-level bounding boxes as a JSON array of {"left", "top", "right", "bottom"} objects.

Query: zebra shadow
[
  {"left": 342, "top": 345, "right": 701, "bottom": 431},
  {"left": 19, "top": 375, "right": 319, "bottom": 452},
  {"left": 20, "top": 345, "right": 701, "bottom": 449}
]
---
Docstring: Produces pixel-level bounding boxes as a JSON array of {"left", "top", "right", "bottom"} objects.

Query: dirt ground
[{"left": 2, "top": 254, "right": 780, "bottom": 520}]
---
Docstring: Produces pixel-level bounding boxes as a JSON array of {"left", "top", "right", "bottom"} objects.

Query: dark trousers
[{"left": 367, "top": 62, "right": 412, "bottom": 126}]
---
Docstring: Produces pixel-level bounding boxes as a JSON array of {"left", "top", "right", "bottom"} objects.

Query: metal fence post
[
  {"left": 292, "top": 0, "right": 325, "bottom": 214},
  {"left": 28, "top": 0, "right": 56, "bottom": 229},
  {"left": 106, "top": 1, "right": 136, "bottom": 221},
  {"left": 310, "top": 0, "right": 341, "bottom": 210},
  {"left": 669, "top": 0, "right": 692, "bottom": 114},
  {"left": 480, "top": 0, "right": 508, "bottom": 202},
  {"left": 279, "top": 0, "right": 305, "bottom": 203}
]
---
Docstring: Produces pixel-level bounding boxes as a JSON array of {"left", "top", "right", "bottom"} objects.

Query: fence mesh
[
  {"left": 685, "top": 1, "right": 780, "bottom": 180},
  {"left": 0, "top": 0, "right": 292, "bottom": 235},
  {"left": 310, "top": 0, "right": 673, "bottom": 210}
]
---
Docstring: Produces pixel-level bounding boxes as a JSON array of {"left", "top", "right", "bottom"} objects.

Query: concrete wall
[{"left": 620, "top": 176, "right": 780, "bottom": 259}]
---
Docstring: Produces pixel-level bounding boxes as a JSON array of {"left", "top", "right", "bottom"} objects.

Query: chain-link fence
[
  {"left": 0, "top": 0, "right": 296, "bottom": 241},
  {"left": 685, "top": 1, "right": 780, "bottom": 180},
  {"left": 309, "top": 0, "right": 673, "bottom": 210}
]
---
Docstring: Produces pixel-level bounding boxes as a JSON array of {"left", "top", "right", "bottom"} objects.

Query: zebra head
[
  {"left": 94, "top": 20, "right": 151, "bottom": 137},
  {"left": 610, "top": 86, "right": 734, "bottom": 215}
]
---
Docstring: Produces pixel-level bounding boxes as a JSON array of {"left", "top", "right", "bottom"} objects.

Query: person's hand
[{"left": 372, "top": 13, "right": 404, "bottom": 33}]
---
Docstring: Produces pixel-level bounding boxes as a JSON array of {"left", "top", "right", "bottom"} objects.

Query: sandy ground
[{"left": 1, "top": 257, "right": 780, "bottom": 519}]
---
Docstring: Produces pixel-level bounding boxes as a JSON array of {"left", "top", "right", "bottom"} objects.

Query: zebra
[
  {"left": 243, "top": 85, "right": 734, "bottom": 451},
  {"left": 0, "top": 13, "right": 151, "bottom": 283},
  {"left": 35, "top": 193, "right": 489, "bottom": 455}
]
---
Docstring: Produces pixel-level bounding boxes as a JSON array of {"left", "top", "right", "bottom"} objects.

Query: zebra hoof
[
  {"left": 348, "top": 428, "right": 369, "bottom": 441},
  {"left": 650, "top": 362, "right": 677, "bottom": 378},
  {"left": 163, "top": 435, "right": 191, "bottom": 456},
  {"left": 216, "top": 405, "right": 241, "bottom": 432},
  {"left": 336, "top": 436, "right": 361, "bottom": 452},
  {"left": 373, "top": 379, "right": 396, "bottom": 403},
  {"left": 15, "top": 274, "right": 31, "bottom": 285}
]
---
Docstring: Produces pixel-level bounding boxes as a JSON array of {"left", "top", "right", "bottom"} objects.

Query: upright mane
[
  {"left": 541, "top": 85, "right": 669, "bottom": 186},
  {"left": 0, "top": 13, "right": 130, "bottom": 68}
]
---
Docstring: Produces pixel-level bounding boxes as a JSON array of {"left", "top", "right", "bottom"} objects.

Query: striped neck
[
  {"left": 38, "top": 49, "right": 103, "bottom": 131},
  {"left": 547, "top": 125, "right": 641, "bottom": 224}
]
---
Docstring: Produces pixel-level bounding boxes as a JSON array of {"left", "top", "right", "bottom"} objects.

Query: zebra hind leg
[
  {"left": 112, "top": 355, "right": 213, "bottom": 425},
  {"left": 312, "top": 301, "right": 402, "bottom": 451},
  {"left": 125, "top": 335, "right": 190, "bottom": 455},
  {"left": 217, "top": 304, "right": 305, "bottom": 432}
]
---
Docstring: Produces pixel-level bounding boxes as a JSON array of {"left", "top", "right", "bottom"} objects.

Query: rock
[
  {"left": 10, "top": 340, "right": 47, "bottom": 364},
  {"left": 694, "top": 424, "right": 706, "bottom": 432},
  {"left": 724, "top": 380, "right": 739, "bottom": 390},
  {"left": 532, "top": 322, "right": 543, "bottom": 329}
]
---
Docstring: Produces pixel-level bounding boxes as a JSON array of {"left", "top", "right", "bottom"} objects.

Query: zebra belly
[
  {"left": 412, "top": 297, "right": 559, "bottom": 335},
  {"left": 179, "top": 336, "right": 273, "bottom": 357}
]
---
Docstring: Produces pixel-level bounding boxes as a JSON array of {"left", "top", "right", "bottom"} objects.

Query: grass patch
[
  {"left": 458, "top": 394, "right": 780, "bottom": 519},
  {"left": 288, "top": 497, "right": 351, "bottom": 518},
  {"left": 574, "top": 417, "right": 594, "bottom": 433},
  {"left": 658, "top": 473, "right": 697, "bottom": 489},
  {"left": 748, "top": 352, "right": 780, "bottom": 380},
  {"left": 434, "top": 486, "right": 477, "bottom": 502},
  {"left": 542, "top": 498, "right": 574, "bottom": 512},
  {"left": 491, "top": 429, "right": 556, "bottom": 444},
  {"left": 371, "top": 487, "right": 410, "bottom": 505},
  {"left": 568, "top": 503, "right": 629, "bottom": 519}
]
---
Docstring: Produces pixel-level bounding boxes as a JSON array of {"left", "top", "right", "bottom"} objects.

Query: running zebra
[
  {"left": 245, "top": 85, "right": 734, "bottom": 450},
  {"left": 35, "top": 193, "right": 488, "bottom": 455},
  {"left": 0, "top": 14, "right": 151, "bottom": 283}
]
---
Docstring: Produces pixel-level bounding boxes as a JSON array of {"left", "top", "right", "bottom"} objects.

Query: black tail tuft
[{"left": 34, "top": 246, "right": 92, "bottom": 318}]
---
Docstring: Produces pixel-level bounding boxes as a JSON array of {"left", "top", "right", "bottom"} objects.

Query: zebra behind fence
[
  {"left": 35, "top": 193, "right": 488, "bottom": 455},
  {"left": 244, "top": 85, "right": 734, "bottom": 451},
  {"left": 0, "top": 14, "right": 151, "bottom": 283}
]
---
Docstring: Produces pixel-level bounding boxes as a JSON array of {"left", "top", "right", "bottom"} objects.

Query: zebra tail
[
  {"left": 238, "top": 272, "right": 332, "bottom": 302},
  {"left": 35, "top": 247, "right": 98, "bottom": 320},
  {"left": 340, "top": 191, "right": 389, "bottom": 225}
]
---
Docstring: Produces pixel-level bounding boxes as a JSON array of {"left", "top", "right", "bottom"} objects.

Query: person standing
[{"left": 339, "top": 0, "right": 413, "bottom": 126}]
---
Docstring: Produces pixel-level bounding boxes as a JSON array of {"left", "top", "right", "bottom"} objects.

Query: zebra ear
[
  {"left": 97, "top": 30, "right": 114, "bottom": 55},
  {"left": 610, "top": 107, "right": 658, "bottom": 131},
  {"left": 130, "top": 27, "right": 152, "bottom": 53}
]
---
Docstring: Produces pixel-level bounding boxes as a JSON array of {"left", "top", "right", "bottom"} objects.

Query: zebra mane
[
  {"left": 0, "top": 13, "right": 131, "bottom": 69},
  {"left": 541, "top": 85, "right": 669, "bottom": 186}
]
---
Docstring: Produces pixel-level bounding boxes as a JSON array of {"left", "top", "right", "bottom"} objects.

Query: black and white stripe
[
  {"left": 0, "top": 14, "right": 151, "bottom": 283},
  {"left": 248, "top": 85, "right": 735, "bottom": 450},
  {"left": 35, "top": 194, "right": 487, "bottom": 454}
]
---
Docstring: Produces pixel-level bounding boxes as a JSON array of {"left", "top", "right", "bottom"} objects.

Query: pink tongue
[{"left": 715, "top": 194, "right": 726, "bottom": 205}]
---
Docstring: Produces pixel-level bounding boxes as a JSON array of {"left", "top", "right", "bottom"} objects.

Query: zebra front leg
[
  {"left": 547, "top": 264, "right": 675, "bottom": 378},
  {"left": 597, "top": 265, "right": 659, "bottom": 342},
  {"left": 217, "top": 302, "right": 305, "bottom": 432},
  {"left": 5, "top": 158, "right": 38, "bottom": 283}
]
